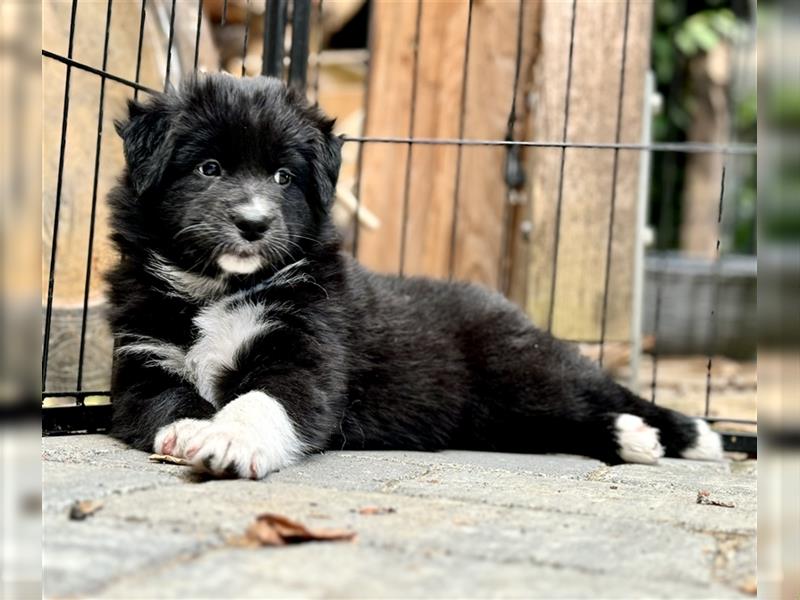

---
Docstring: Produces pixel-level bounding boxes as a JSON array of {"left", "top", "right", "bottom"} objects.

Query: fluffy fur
[{"left": 106, "top": 74, "right": 722, "bottom": 478}]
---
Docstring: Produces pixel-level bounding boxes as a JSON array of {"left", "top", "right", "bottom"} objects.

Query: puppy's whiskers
[{"left": 175, "top": 223, "right": 215, "bottom": 241}]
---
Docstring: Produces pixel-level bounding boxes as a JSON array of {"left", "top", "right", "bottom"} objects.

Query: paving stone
[
  {"left": 42, "top": 514, "right": 214, "bottom": 598},
  {"left": 42, "top": 461, "right": 186, "bottom": 512},
  {"left": 71, "top": 481, "right": 742, "bottom": 594},
  {"left": 42, "top": 435, "right": 757, "bottom": 598},
  {"left": 96, "top": 544, "right": 744, "bottom": 599}
]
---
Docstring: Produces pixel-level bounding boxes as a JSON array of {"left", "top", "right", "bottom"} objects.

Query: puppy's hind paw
[
  {"left": 681, "top": 419, "right": 724, "bottom": 461},
  {"left": 615, "top": 413, "right": 664, "bottom": 465}
]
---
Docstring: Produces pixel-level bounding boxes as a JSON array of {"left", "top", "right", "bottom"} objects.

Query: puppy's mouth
[{"left": 216, "top": 248, "right": 264, "bottom": 276}]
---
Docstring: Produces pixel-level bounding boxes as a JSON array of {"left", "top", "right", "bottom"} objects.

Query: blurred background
[{"left": 40, "top": 0, "right": 757, "bottom": 439}]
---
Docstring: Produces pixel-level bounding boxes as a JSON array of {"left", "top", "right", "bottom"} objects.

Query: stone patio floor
[{"left": 42, "top": 435, "right": 757, "bottom": 599}]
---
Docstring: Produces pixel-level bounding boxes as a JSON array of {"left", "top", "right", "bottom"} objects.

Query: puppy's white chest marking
[
  {"left": 115, "top": 261, "right": 311, "bottom": 403},
  {"left": 185, "top": 300, "right": 273, "bottom": 404},
  {"left": 118, "top": 299, "right": 273, "bottom": 406}
]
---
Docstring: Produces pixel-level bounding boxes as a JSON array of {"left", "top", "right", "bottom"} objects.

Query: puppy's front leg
[
  {"left": 111, "top": 357, "right": 217, "bottom": 452},
  {"left": 159, "top": 391, "right": 307, "bottom": 479}
]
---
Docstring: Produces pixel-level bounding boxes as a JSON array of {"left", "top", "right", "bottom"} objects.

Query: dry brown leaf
[
  {"left": 696, "top": 490, "right": 736, "bottom": 508},
  {"left": 357, "top": 506, "right": 396, "bottom": 516},
  {"left": 149, "top": 453, "right": 192, "bottom": 466},
  {"left": 232, "top": 513, "right": 357, "bottom": 547},
  {"left": 69, "top": 499, "right": 103, "bottom": 520}
]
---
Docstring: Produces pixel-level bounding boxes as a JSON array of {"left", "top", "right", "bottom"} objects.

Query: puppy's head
[{"left": 113, "top": 75, "right": 342, "bottom": 277}]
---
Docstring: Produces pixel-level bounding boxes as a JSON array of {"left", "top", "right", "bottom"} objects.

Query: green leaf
[
  {"left": 687, "top": 17, "right": 720, "bottom": 52},
  {"left": 674, "top": 28, "right": 697, "bottom": 55}
]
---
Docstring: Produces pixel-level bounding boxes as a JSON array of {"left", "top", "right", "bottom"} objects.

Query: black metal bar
[
  {"left": 720, "top": 431, "right": 756, "bottom": 455},
  {"left": 497, "top": 0, "right": 526, "bottom": 293},
  {"left": 42, "top": 0, "right": 79, "bottom": 390},
  {"left": 350, "top": 0, "right": 375, "bottom": 259},
  {"left": 505, "top": 0, "right": 525, "bottom": 139},
  {"left": 339, "top": 135, "right": 756, "bottom": 155},
  {"left": 164, "top": 0, "right": 177, "bottom": 91},
  {"left": 649, "top": 255, "right": 667, "bottom": 403},
  {"left": 650, "top": 152, "right": 681, "bottom": 405},
  {"left": 134, "top": 0, "right": 147, "bottom": 100},
  {"left": 548, "top": 0, "right": 577, "bottom": 332},
  {"left": 397, "top": 0, "right": 424, "bottom": 278},
  {"left": 705, "top": 164, "right": 726, "bottom": 416},
  {"left": 221, "top": 0, "right": 228, "bottom": 27},
  {"left": 263, "top": 0, "right": 287, "bottom": 77},
  {"left": 312, "top": 0, "right": 324, "bottom": 104},
  {"left": 598, "top": 0, "right": 632, "bottom": 368},
  {"left": 194, "top": 0, "right": 204, "bottom": 71},
  {"left": 42, "top": 50, "right": 159, "bottom": 95},
  {"left": 241, "top": 0, "right": 251, "bottom": 77},
  {"left": 705, "top": 417, "right": 758, "bottom": 426},
  {"left": 447, "top": 0, "right": 474, "bottom": 280},
  {"left": 289, "top": 0, "right": 312, "bottom": 90},
  {"left": 43, "top": 404, "right": 112, "bottom": 436},
  {"left": 76, "top": 0, "right": 114, "bottom": 395},
  {"left": 44, "top": 390, "right": 111, "bottom": 398}
]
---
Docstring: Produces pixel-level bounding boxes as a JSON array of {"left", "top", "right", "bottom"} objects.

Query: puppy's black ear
[
  {"left": 114, "top": 98, "right": 174, "bottom": 196},
  {"left": 311, "top": 122, "right": 343, "bottom": 211}
]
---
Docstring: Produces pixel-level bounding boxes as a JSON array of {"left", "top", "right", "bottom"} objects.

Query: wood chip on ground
[
  {"left": 696, "top": 490, "right": 736, "bottom": 508},
  {"left": 149, "top": 454, "right": 192, "bottom": 466},
  {"left": 356, "top": 506, "right": 396, "bottom": 515}
]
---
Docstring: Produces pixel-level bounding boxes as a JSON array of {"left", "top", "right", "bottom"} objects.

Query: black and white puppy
[{"left": 107, "top": 74, "right": 722, "bottom": 479}]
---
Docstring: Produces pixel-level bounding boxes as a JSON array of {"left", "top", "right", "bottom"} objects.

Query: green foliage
[
  {"left": 770, "top": 88, "right": 800, "bottom": 128},
  {"left": 735, "top": 92, "right": 757, "bottom": 133},
  {"left": 674, "top": 9, "right": 743, "bottom": 56},
  {"left": 649, "top": 1, "right": 756, "bottom": 254}
]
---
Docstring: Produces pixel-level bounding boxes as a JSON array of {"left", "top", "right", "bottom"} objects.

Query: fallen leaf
[
  {"left": 69, "top": 500, "right": 103, "bottom": 520},
  {"left": 149, "top": 453, "right": 192, "bottom": 466},
  {"left": 232, "top": 513, "right": 356, "bottom": 547},
  {"left": 696, "top": 490, "right": 736, "bottom": 508},
  {"left": 357, "top": 506, "right": 396, "bottom": 516}
]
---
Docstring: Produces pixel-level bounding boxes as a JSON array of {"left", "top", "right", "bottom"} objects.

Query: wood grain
[
  {"left": 357, "top": 0, "right": 540, "bottom": 288},
  {"left": 523, "top": 0, "right": 653, "bottom": 341}
]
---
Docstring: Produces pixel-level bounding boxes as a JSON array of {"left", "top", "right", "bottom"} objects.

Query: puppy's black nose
[{"left": 234, "top": 215, "right": 272, "bottom": 241}]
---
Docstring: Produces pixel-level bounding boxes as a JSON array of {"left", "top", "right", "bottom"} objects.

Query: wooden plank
[
  {"left": 452, "top": 0, "right": 540, "bottom": 288},
  {"left": 522, "top": 0, "right": 653, "bottom": 341},
  {"left": 352, "top": 0, "right": 416, "bottom": 274},
  {"left": 403, "top": 0, "right": 470, "bottom": 279},
  {"left": 357, "top": 0, "right": 540, "bottom": 286}
]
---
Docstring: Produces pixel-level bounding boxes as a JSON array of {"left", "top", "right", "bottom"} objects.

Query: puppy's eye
[
  {"left": 197, "top": 160, "right": 222, "bottom": 177},
  {"left": 273, "top": 168, "right": 292, "bottom": 186}
]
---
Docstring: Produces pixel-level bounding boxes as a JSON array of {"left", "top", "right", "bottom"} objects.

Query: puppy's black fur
[{"left": 107, "top": 75, "right": 704, "bottom": 468}]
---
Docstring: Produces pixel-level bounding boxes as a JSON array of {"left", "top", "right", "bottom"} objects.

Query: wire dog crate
[{"left": 41, "top": 0, "right": 757, "bottom": 455}]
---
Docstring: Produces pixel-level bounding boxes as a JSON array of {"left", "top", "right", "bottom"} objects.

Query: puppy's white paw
[
  {"left": 156, "top": 391, "right": 306, "bottom": 479},
  {"left": 183, "top": 422, "right": 272, "bottom": 479},
  {"left": 615, "top": 413, "right": 664, "bottom": 465},
  {"left": 153, "top": 418, "right": 210, "bottom": 457},
  {"left": 681, "top": 419, "right": 724, "bottom": 461}
]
